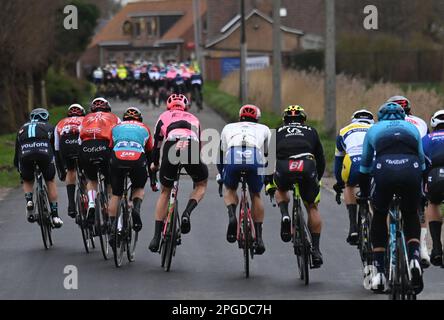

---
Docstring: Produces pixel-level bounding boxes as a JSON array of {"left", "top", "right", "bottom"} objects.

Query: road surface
[{"left": 1, "top": 100, "right": 443, "bottom": 300}]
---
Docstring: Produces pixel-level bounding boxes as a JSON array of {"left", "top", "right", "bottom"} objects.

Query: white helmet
[
  {"left": 351, "top": 109, "right": 374, "bottom": 124},
  {"left": 431, "top": 110, "right": 444, "bottom": 128}
]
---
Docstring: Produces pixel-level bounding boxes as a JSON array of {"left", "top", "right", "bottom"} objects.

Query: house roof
[
  {"left": 206, "top": 9, "right": 304, "bottom": 48},
  {"left": 89, "top": 0, "right": 206, "bottom": 48}
]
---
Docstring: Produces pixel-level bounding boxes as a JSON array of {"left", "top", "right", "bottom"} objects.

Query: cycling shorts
[
  {"left": 426, "top": 167, "right": 444, "bottom": 205},
  {"left": 110, "top": 153, "right": 148, "bottom": 196},
  {"left": 274, "top": 158, "right": 321, "bottom": 204},
  {"left": 222, "top": 147, "right": 265, "bottom": 194},
  {"left": 341, "top": 154, "right": 361, "bottom": 187},
  {"left": 372, "top": 154, "right": 422, "bottom": 212},
  {"left": 19, "top": 153, "right": 56, "bottom": 182},
  {"left": 159, "top": 140, "right": 208, "bottom": 188},
  {"left": 80, "top": 140, "right": 111, "bottom": 182}
]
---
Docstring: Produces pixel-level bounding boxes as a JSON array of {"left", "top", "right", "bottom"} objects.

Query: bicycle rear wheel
[
  {"left": 113, "top": 202, "right": 126, "bottom": 268},
  {"left": 242, "top": 203, "right": 250, "bottom": 279},
  {"left": 398, "top": 236, "right": 416, "bottom": 300},
  {"left": 164, "top": 203, "right": 178, "bottom": 272},
  {"left": 126, "top": 212, "right": 137, "bottom": 262},
  {"left": 76, "top": 189, "right": 91, "bottom": 253},
  {"left": 95, "top": 195, "right": 109, "bottom": 260},
  {"left": 36, "top": 190, "right": 49, "bottom": 250},
  {"left": 42, "top": 188, "right": 53, "bottom": 247}
]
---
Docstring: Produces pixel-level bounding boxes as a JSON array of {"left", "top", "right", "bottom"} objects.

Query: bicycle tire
[
  {"left": 302, "top": 221, "right": 310, "bottom": 286},
  {"left": 95, "top": 195, "right": 109, "bottom": 260},
  {"left": 242, "top": 202, "right": 250, "bottom": 279},
  {"left": 160, "top": 238, "right": 167, "bottom": 268},
  {"left": 398, "top": 236, "right": 416, "bottom": 300},
  {"left": 127, "top": 211, "right": 137, "bottom": 262},
  {"left": 165, "top": 202, "right": 178, "bottom": 272},
  {"left": 42, "top": 187, "right": 53, "bottom": 247},
  {"left": 36, "top": 189, "right": 49, "bottom": 250},
  {"left": 76, "top": 189, "right": 90, "bottom": 253},
  {"left": 113, "top": 201, "right": 125, "bottom": 268}
]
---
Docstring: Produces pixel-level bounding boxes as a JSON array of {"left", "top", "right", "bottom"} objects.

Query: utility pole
[
  {"left": 192, "top": 0, "right": 204, "bottom": 74},
  {"left": 272, "top": 0, "right": 282, "bottom": 114},
  {"left": 240, "top": 0, "right": 248, "bottom": 104},
  {"left": 324, "top": 0, "right": 336, "bottom": 137}
]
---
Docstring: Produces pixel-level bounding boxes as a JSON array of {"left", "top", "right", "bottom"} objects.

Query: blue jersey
[
  {"left": 422, "top": 130, "right": 444, "bottom": 168},
  {"left": 112, "top": 121, "right": 153, "bottom": 161},
  {"left": 360, "top": 119, "right": 426, "bottom": 174}
]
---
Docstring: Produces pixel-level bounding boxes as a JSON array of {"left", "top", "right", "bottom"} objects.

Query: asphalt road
[{"left": 1, "top": 100, "right": 444, "bottom": 300}]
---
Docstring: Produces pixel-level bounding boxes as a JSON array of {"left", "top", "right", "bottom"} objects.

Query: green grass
[
  {"left": 398, "top": 82, "right": 444, "bottom": 96},
  {"left": 0, "top": 106, "right": 67, "bottom": 188},
  {"left": 203, "top": 82, "right": 335, "bottom": 175}
]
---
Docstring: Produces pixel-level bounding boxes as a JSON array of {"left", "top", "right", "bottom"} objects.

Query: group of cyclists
[
  {"left": 91, "top": 61, "right": 204, "bottom": 109},
  {"left": 12, "top": 90, "right": 444, "bottom": 297}
]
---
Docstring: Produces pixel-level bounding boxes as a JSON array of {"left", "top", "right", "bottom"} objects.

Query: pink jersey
[{"left": 153, "top": 110, "right": 201, "bottom": 144}]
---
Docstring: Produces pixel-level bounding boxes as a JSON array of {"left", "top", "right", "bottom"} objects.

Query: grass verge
[
  {"left": 203, "top": 82, "right": 335, "bottom": 175},
  {"left": 0, "top": 106, "right": 67, "bottom": 188}
]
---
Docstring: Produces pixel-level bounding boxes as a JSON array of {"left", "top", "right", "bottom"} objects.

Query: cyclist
[
  {"left": 387, "top": 95, "right": 430, "bottom": 267},
  {"left": 217, "top": 105, "right": 271, "bottom": 255},
  {"left": 148, "top": 94, "right": 208, "bottom": 252},
  {"left": 422, "top": 110, "right": 444, "bottom": 266},
  {"left": 359, "top": 102, "right": 425, "bottom": 293},
  {"left": 13, "top": 108, "right": 63, "bottom": 228},
  {"left": 108, "top": 107, "right": 154, "bottom": 247},
  {"left": 265, "top": 105, "right": 325, "bottom": 266},
  {"left": 79, "top": 98, "right": 120, "bottom": 223},
  {"left": 54, "top": 104, "right": 86, "bottom": 218},
  {"left": 333, "top": 109, "right": 374, "bottom": 245}
]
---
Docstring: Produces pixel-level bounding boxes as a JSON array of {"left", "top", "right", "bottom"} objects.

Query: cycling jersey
[
  {"left": 220, "top": 121, "right": 271, "bottom": 151},
  {"left": 55, "top": 116, "right": 84, "bottom": 153},
  {"left": 360, "top": 120, "right": 426, "bottom": 175},
  {"left": 406, "top": 115, "right": 428, "bottom": 138},
  {"left": 335, "top": 121, "right": 372, "bottom": 185},
  {"left": 79, "top": 112, "right": 120, "bottom": 143},
  {"left": 111, "top": 121, "right": 153, "bottom": 162},
  {"left": 275, "top": 122, "right": 325, "bottom": 179},
  {"left": 14, "top": 120, "right": 56, "bottom": 181},
  {"left": 422, "top": 130, "right": 444, "bottom": 168}
]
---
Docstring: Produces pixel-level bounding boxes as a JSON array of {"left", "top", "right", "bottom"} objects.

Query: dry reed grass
[{"left": 219, "top": 68, "right": 444, "bottom": 129}]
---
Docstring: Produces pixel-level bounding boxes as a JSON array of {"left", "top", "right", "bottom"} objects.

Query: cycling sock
[
  {"left": 88, "top": 190, "right": 97, "bottom": 205},
  {"left": 25, "top": 192, "right": 33, "bottom": 203},
  {"left": 132, "top": 197, "right": 143, "bottom": 215},
  {"left": 254, "top": 222, "right": 263, "bottom": 239},
  {"left": 183, "top": 199, "right": 198, "bottom": 216},
  {"left": 408, "top": 242, "right": 421, "bottom": 261},
  {"left": 278, "top": 201, "right": 289, "bottom": 218},
  {"left": 311, "top": 233, "right": 321, "bottom": 250},
  {"left": 346, "top": 204, "right": 357, "bottom": 230},
  {"left": 429, "top": 221, "right": 443, "bottom": 251},
  {"left": 50, "top": 202, "right": 58, "bottom": 217},
  {"left": 227, "top": 204, "right": 237, "bottom": 219},
  {"left": 373, "top": 251, "right": 385, "bottom": 273},
  {"left": 66, "top": 184, "right": 76, "bottom": 209},
  {"left": 154, "top": 220, "right": 164, "bottom": 237}
]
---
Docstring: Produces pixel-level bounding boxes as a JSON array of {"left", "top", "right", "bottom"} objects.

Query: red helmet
[
  {"left": 167, "top": 94, "right": 189, "bottom": 111},
  {"left": 68, "top": 104, "right": 86, "bottom": 117},
  {"left": 239, "top": 104, "right": 261, "bottom": 121},
  {"left": 91, "top": 97, "right": 111, "bottom": 113}
]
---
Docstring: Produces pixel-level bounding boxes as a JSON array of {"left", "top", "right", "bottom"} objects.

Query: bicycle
[
  {"left": 34, "top": 164, "right": 53, "bottom": 250},
  {"left": 219, "top": 171, "right": 256, "bottom": 278},
  {"left": 90, "top": 158, "right": 111, "bottom": 260},
  {"left": 113, "top": 172, "right": 138, "bottom": 268},
  {"left": 73, "top": 157, "right": 95, "bottom": 253},
  {"left": 158, "top": 166, "right": 185, "bottom": 272},
  {"left": 290, "top": 183, "right": 314, "bottom": 285},
  {"left": 386, "top": 195, "right": 417, "bottom": 300},
  {"left": 356, "top": 194, "right": 373, "bottom": 289}
]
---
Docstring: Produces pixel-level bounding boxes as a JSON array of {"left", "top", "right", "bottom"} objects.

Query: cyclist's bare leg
[
  {"left": 427, "top": 204, "right": 443, "bottom": 265},
  {"left": 66, "top": 170, "right": 76, "bottom": 185},
  {"left": 344, "top": 186, "right": 357, "bottom": 204},
  {"left": 23, "top": 181, "right": 34, "bottom": 194},
  {"left": 306, "top": 203, "right": 322, "bottom": 234},
  {"left": 250, "top": 192, "right": 264, "bottom": 222},
  {"left": 344, "top": 186, "right": 358, "bottom": 244},
  {"left": 223, "top": 188, "right": 239, "bottom": 207},
  {"left": 154, "top": 185, "right": 172, "bottom": 221},
  {"left": 45, "top": 179, "right": 58, "bottom": 203},
  {"left": 181, "top": 180, "right": 208, "bottom": 234}
]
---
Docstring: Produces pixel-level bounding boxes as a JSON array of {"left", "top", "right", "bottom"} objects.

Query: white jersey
[
  {"left": 406, "top": 115, "right": 428, "bottom": 138},
  {"left": 221, "top": 121, "right": 271, "bottom": 152},
  {"left": 93, "top": 69, "right": 104, "bottom": 80},
  {"left": 335, "top": 121, "right": 372, "bottom": 157}
]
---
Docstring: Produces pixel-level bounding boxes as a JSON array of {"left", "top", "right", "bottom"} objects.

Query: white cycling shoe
[
  {"left": 52, "top": 216, "right": 64, "bottom": 229},
  {"left": 363, "top": 265, "right": 377, "bottom": 290},
  {"left": 420, "top": 233, "right": 431, "bottom": 268},
  {"left": 371, "top": 272, "right": 387, "bottom": 293}
]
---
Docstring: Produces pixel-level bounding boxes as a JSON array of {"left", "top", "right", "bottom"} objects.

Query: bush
[
  {"left": 45, "top": 68, "right": 93, "bottom": 107},
  {"left": 285, "top": 50, "right": 324, "bottom": 72}
]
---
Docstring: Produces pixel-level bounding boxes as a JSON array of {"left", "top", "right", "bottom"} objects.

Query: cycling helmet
[
  {"left": 239, "top": 105, "right": 261, "bottom": 122},
  {"left": 30, "top": 108, "right": 49, "bottom": 122},
  {"left": 377, "top": 102, "right": 406, "bottom": 121},
  {"left": 351, "top": 109, "right": 374, "bottom": 124},
  {"left": 91, "top": 97, "right": 111, "bottom": 113},
  {"left": 430, "top": 110, "right": 444, "bottom": 128},
  {"left": 387, "top": 95, "right": 411, "bottom": 114},
  {"left": 282, "top": 105, "right": 307, "bottom": 123},
  {"left": 68, "top": 104, "right": 86, "bottom": 117},
  {"left": 123, "top": 107, "right": 143, "bottom": 122},
  {"left": 167, "top": 94, "right": 188, "bottom": 111}
]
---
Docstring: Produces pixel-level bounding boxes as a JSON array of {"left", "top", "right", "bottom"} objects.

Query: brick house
[
  {"left": 204, "top": 0, "right": 325, "bottom": 80},
  {"left": 80, "top": 0, "right": 206, "bottom": 75}
]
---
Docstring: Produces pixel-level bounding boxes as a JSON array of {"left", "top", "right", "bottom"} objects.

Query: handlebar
[{"left": 218, "top": 182, "right": 223, "bottom": 198}]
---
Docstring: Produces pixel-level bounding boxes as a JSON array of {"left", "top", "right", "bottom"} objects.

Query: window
[
  {"left": 135, "top": 22, "right": 141, "bottom": 37},
  {"left": 123, "top": 21, "right": 132, "bottom": 35},
  {"left": 147, "top": 17, "right": 158, "bottom": 38}
]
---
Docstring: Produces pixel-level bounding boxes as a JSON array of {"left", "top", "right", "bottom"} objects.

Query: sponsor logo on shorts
[
  {"left": 289, "top": 160, "right": 304, "bottom": 172},
  {"left": 21, "top": 142, "right": 49, "bottom": 150},
  {"left": 385, "top": 159, "right": 409, "bottom": 165},
  {"left": 83, "top": 145, "right": 107, "bottom": 153}
]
